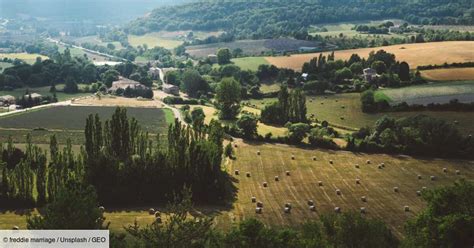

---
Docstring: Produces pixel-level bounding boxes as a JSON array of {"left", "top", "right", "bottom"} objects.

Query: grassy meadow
[
  {"left": 128, "top": 33, "right": 183, "bottom": 49},
  {"left": 231, "top": 57, "right": 269, "bottom": 71},
  {"left": 0, "top": 53, "right": 49, "bottom": 64},
  {"left": 265, "top": 41, "right": 474, "bottom": 71},
  {"left": 248, "top": 93, "right": 474, "bottom": 134},
  {"left": 309, "top": 19, "right": 407, "bottom": 39}
]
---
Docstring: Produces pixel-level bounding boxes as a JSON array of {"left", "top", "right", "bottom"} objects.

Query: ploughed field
[
  {"left": 265, "top": 41, "right": 474, "bottom": 71},
  {"left": 0, "top": 106, "right": 172, "bottom": 144},
  {"left": 222, "top": 142, "right": 474, "bottom": 237}
]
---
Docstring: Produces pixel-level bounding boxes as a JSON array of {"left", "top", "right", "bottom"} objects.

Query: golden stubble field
[
  {"left": 420, "top": 68, "right": 474, "bottom": 81},
  {"left": 222, "top": 141, "right": 474, "bottom": 237},
  {"left": 265, "top": 41, "right": 474, "bottom": 71}
]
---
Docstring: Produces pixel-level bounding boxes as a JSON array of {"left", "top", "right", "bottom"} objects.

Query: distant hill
[{"left": 126, "top": 0, "right": 474, "bottom": 39}]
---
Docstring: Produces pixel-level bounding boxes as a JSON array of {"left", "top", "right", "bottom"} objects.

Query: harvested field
[
  {"left": 223, "top": 142, "right": 474, "bottom": 236},
  {"left": 128, "top": 33, "right": 183, "bottom": 49},
  {"left": 265, "top": 41, "right": 474, "bottom": 71},
  {"left": 74, "top": 95, "right": 164, "bottom": 108},
  {"left": 0, "top": 106, "right": 173, "bottom": 144},
  {"left": 420, "top": 68, "right": 474, "bottom": 81},
  {"left": 0, "top": 53, "right": 49, "bottom": 64}
]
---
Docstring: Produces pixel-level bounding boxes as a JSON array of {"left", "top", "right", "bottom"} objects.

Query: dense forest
[{"left": 126, "top": 0, "right": 474, "bottom": 39}]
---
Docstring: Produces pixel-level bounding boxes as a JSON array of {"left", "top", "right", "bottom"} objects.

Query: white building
[{"left": 162, "top": 84, "right": 179, "bottom": 96}]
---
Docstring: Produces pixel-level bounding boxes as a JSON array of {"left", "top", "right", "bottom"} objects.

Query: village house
[
  {"left": 24, "top": 93, "right": 42, "bottom": 100},
  {"left": 0, "top": 95, "right": 15, "bottom": 105},
  {"left": 363, "top": 68, "right": 377, "bottom": 82},
  {"left": 208, "top": 54, "right": 218, "bottom": 63},
  {"left": 109, "top": 77, "right": 149, "bottom": 92},
  {"left": 162, "top": 83, "right": 180, "bottom": 96}
]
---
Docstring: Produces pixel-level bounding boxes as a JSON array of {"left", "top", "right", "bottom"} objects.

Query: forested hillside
[{"left": 126, "top": 0, "right": 474, "bottom": 39}]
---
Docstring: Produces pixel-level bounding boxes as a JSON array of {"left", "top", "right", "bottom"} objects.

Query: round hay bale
[
  {"left": 309, "top": 205, "right": 316, "bottom": 211},
  {"left": 291, "top": 154, "right": 295, "bottom": 160},
  {"left": 334, "top": 207, "right": 341, "bottom": 213},
  {"left": 456, "top": 170, "right": 460, "bottom": 175},
  {"left": 274, "top": 176, "right": 279, "bottom": 181},
  {"left": 356, "top": 179, "right": 360, "bottom": 184},
  {"left": 340, "top": 116, "right": 345, "bottom": 120},
  {"left": 148, "top": 208, "right": 155, "bottom": 215},
  {"left": 360, "top": 207, "right": 366, "bottom": 214},
  {"left": 454, "top": 120, "right": 459, "bottom": 125},
  {"left": 422, "top": 186, "right": 427, "bottom": 191},
  {"left": 263, "top": 182, "right": 268, "bottom": 187},
  {"left": 418, "top": 175, "right": 422, "bottom": 179},
  {"left": 286, "top": 171, "right": 291, "bottom": 176},
  {"left": 98, "top": 206, "right": 105, "bottom": 212},
  {"left": 443, "top": 168, "right": 447, "bottom": 173},
  {"left": 393, "top": 187, "right": 399, "bottom": 192},
  {"left": 257, "top": 151, "right": 261, "bottom": 155},
  {"left": 251, "top": 197, "right": 256, "bottom": 203},
  {"left": 416, "top": 191, "right": 421, "bottom": 196},
  {"left": 285, "top": 203, "right": 292, "bottom": 209},
  {"left": 336, "top": 189, "right": 341, "bottom": 195},
  {"left": 366, "top": 160, "right": 371, "bottom": 164},
  {"left": 361, "top": 196, "right": 367, "bottom": 202},
  {"left": 321, "top": 102, "right": 324, "bottom": 105},
  {"left": 257, "top": 201, "right": 263, "bottom": 208},
  {"left": 307, "top": 200, "right": 314, "bottom": 206},
  {"left": 234, "top": 143, "right": 238, "bottom": 148},
  {"left": 246, "top": 172, "right": 251, "bottom": 177},
  {"left": 284, "top": 207, "right": 291, "bottom": 213},
  {"left": 335, "top": 100, "right": 339, "bottom": 102},
  {"left": 234, "top": 170, "right": 239, "bottom": 175},
  {"left": 430, "top": 176, "right": 436, "bottom": 181},
  {"left": 404, "top": 206, "right": 410, "bottom": 212},
  {"left": 155, "top": 216, "right": 162, "bottom": 223},
  {"left": 312, "top": 156, "right": 316, "bottom": 161},
  {"left": 12, "top": 226, "right": 19, "bottom": 230},
  {"left": 255, "top": 207, "right": 262, "bottom": 214},
  {"left": 378, "top": 165, "right": 383, "bottom": 169},
  {"left": 355, "top": 164, "right": 359, "bottom": 169},
  {"left": 318, "top": 181, "right": 323, "bottom": 186},
  {"left": 341, "top": 105, "right": 345, "bottom": 109},
  {"left": 329, "top": 160, "right": 333, "bottom": 164}
]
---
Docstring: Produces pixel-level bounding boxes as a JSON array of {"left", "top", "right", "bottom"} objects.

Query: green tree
[
  {"left": 181, "top": 69, "right": 208, "bottom": 97},
  {"left": 360, "top": 90, "right": 375, "bottom": 113},
  {"left": 371, "top": 60, "right": 387, "bottom": 74},
  {"left": 102, "top": 69, "right": 120, "bottom": 88},
  {"left": 217, "top": 48, "right": 232, "bottom": 65},
  {"left": 404, "top": 180, "right": 474, "bottom": 248},
  {"left": 216, "top": 77, "right": 241, "bottom": 120},
  {"left": 237, "top": 114, "right": 258, "bottom": 138},
  {"left": 27, "top": 180, "right": 105, "bottom": 229},
  {"left": 399, "top": 61, "right": 410, "bottom": 81},
  {"left": 287, "top": 123, "right": 310, "bottom": 143},
  {"left": 190, "top": 107, "right": 205, "bottom": 127}
]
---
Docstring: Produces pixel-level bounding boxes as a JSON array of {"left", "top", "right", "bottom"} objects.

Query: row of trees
[{"left": 261, "top": 86, "right": 307, "bottom": 125}]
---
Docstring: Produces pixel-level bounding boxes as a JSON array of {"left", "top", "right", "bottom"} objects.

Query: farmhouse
[
  {"left": 363, "top": 68, "right": 377, "bottom": 82},
  {"left": 162, "top": 83, "right": 180, "bottom": 96},
  {"left": 110, "top": 77, "right": 149, "bottom": 92},
  {"left": 24, "top": 93, "right": 42, "bottom": 100},
  {"left": 149, "top": 67, "right": 160, "bottom": 79},
  {"left": 0, "top": 95, "right": 15, "bottom": 105},
  {"left": 208, "top": 54, "right": 218, "bottom": 63}
]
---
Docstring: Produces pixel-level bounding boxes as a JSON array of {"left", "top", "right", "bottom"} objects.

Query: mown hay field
[
  {"left": 0, "top": 106, "right": 173, "bottom": 144},
  {"left": 222, "top": 142, "right": 474, "bottom": 237},
  {"left": 248, "top": 93, "right": 474, "bottom": 134},
  {"left": 420, "top": 68, "right": 474, "bottom": 81},
  {"left": 265, "top": 41, "right": 474, "bottom": 71}
]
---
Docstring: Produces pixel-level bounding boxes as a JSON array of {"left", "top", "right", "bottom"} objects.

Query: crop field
[
  {"left": 377, "top": 81, "right": 474, "bottom": 105},
  {"left": 0, "top": 106, "right": 173, "bottom": 144},
  {"left": 3, "top": 141, "right": 471, "bottom": 236},
  {"left": 248, "top": 93, "right": 474, "bottom": 134},
  {"left": 231, "top": 57, "right": 269, "bottom": 71},
  {"left": 57, "top": 44, "right": 109, "bottom": 62},
  {"left": 420, "top": 68, "right": 474, "bottom": 81},
  {"left": 0, "top": 53, "right": 49, "bottom": 64},
  {"left": 265, "top": 41, "right": 474, "bottom": 71},
  {"left": 186, "top": 38, "right": 325, "bottom": 58},
  {"left": 128, "top": 33, "right": 183, "bottom": 49}
]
